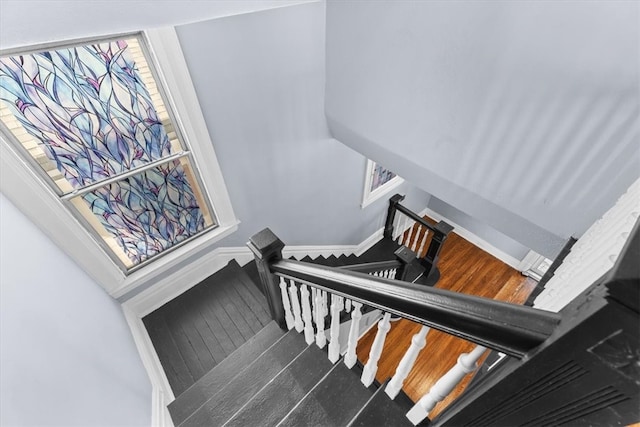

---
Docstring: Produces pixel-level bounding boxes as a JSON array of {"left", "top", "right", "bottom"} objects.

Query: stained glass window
[{"left": 0, "top": 35, "right": 216, "bottom": 271}]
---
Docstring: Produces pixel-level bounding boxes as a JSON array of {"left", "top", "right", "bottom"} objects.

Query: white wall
[
  {"left": 0, "top": 0, "right": 317, "bottom": 50},
  {"left": 175, "top": 2, "right": 431, "bottom": 248},
  {"left": 0, "top": 194, "right": 151, "bottom": 426},
  {"left": 325, "top": 0, "right": 640, "bottom": 258}
]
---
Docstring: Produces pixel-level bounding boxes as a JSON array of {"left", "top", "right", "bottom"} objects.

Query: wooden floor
[
  {"left": 356, "top": 221, "right": 537, "bottom": 420},
  {"left": 143, "top": 260, "right": 272, "bottom": 396}
]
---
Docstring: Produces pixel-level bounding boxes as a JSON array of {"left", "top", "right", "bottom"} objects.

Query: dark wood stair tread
[
  {"left": 224, "top": 344, "right": 335, "bottom": 427},
  {"left": 179, "top": 329, "right": 307, "bottom": 427},
  {"left": 348, "top": 380, "right": 415, "bottom": 427},
  {"left": 278, "top": 361, "right": 375, "bottom": 427},
  {"left": 168, "top": 321, "right": 286, "bottom": 425}
]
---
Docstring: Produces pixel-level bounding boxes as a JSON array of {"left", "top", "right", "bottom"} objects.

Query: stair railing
[
  {"left": 248, "top": 227, "right": 561, "bottom": 424},
  {"left": 384, "top": 194, "right": 454, "bottom": 280}
]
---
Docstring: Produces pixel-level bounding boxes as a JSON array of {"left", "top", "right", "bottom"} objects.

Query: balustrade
[{"left": 247, "top": 192, "right": 575, "bottom": 425}]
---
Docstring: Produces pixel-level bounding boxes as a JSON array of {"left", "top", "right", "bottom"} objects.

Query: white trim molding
[
  {"left": 421, "top": 207, "right": 525, "bottom": 271},
  {"left": 0, "top": 27, "right": 239, "bottom": 298},
  {"left": 361, "top": 159, "right": 404, "bottom": 208}
]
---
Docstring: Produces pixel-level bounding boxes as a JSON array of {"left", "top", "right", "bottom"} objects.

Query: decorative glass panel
[
  {"left": 0, "top": 35, "right": 217, "bottom": 272},
  {"left": 71, "top": 158, "right": 214, "bottom": 268},
  {"left": 0, "top": 37, "right": 181, "bottom": 193}
]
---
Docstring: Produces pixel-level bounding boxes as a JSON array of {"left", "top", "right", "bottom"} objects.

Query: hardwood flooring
[{"left": 356, "top": 220, "right": 537, "bottom": 420}]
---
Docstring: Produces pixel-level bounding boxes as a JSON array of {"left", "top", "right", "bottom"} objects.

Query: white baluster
[
  {"left": 396, "top": 216, "right": 408, "bottom": 243},
  {"left": 322, "top": 290, "right": 329, "bottom": 317},
  {"left": 361, "top": 312, "right": 392, "bottom": 386},
  {"left": 385, "top": 325, "right": 430, "bottom": 399},
  {"left": 311, "top": 287, "right": 317, "bottom": 324},
  {"left": 345, "top": 298, "right": 352, "bottom": 313},
  {"left": 406, "top": 345, "right": 487, "bottom": 425},
  {"left": 288, "top": 279, "right": 304, "bottom": 332},
  {"left": 390, "top": 269, "right": 397, "bottom": 279},
  {"left": 392, "top": 213, "right": 403, "bottom": 241},
  {"left": 315, "top": 289, "right": 327, "bottom": 348},
  {"left": 344, "top": 301, "right": 363, "bottom": 368},
  {"left": 417, "top": 229, "right": 429, "bottom": 258},
  {"left": 410, "top": 225, "right": 422, "bottom": 252},
  {"left": 328, "top": 294, "right": 344, "bottom": 363},
  {"left": 279, "top": 277, "right": 295, "bottom": 330},
  {"left": 300, "top": 285, "right": 314, "bottom": 345},
  {"left": 401, "top": 218, "right": 413, "bottom": 245}
]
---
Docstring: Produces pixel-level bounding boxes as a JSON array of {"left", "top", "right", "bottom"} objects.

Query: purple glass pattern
[
  {"left": 0, "top": 39, "right": 171, "bottom": 189},
  {"left": 371, "top": 163, "right": 397, "bottom": 192},
  {"left": 82, "top": 159, "right": 207, "bottom": 265}
]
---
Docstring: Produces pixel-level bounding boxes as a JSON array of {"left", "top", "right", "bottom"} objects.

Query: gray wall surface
[
  {"left": 176, "top": 2, "right": 430, "bottom": 249},
  {"left": 325, "top": 0, "right": 640, "bottom": 258},
  {"left": 0, "top": 194, "right": 151, "bottom": 426},
  {"left": 428, "top": 197, "right": 530, "bottom": 261}
]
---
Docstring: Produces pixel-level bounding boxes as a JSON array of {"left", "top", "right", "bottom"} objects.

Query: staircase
[
  {"left": 147, "top": 240, "right": 417, "bottom": 427},
  {"left": 144, "top": 239, "right": 420, "bottom": 426},
  {"left": 169, "top": 321, "right": 414, "bottom": 427},
  {"left": 144, "top": 194, "right": 640, "bottom": 426}
]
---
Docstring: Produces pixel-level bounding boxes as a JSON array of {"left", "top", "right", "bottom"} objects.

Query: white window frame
[
  {"left": 361, "top": 159, "right": 404, "bottom": 208},
  {"left": 0, "top": 28, "right": 239, "bottom": 298}
]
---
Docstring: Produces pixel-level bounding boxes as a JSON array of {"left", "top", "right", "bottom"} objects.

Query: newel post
[
  {"left": 384, "top": 194, "right": 406, "bottom": 239},
  {"left": 248, "top": 228, "right": 287, "bottom": 330},
  {"left": 422, "top": 221, "right": 454, "bottom": 277},
  {"left": 394, "top": 245, "right": 416, "bottom": 282}
]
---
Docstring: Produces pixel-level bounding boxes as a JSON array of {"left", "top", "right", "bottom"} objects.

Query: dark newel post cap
[
  {"left": 390, "top": 193, "right": 406, "bottom": 204},
  {"left": 434, "top": 221, "right": 454, "bottom": 236},
  {"left": 248, "top": 228, "right": 285, "bottom": 259},
  {"left": 395, "top": 245, "right": 416, "bottom": 264}
]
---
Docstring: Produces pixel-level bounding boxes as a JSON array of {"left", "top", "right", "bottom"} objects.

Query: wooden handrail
[{"left": 270, "top": 258, "right": 561, "bottom": 358}]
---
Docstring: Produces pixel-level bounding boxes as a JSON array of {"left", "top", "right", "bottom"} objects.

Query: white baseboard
[
  {"left": 123, "top": 229, "right": 386, "bottom": 318},
  {"left": 421, "top": 208, "right": 525, "bottom": 271},
  {"left": 151, "top": 386, "right": 174, "bottom": 427}
]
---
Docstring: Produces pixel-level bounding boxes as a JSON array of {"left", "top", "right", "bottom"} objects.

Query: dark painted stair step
[
  {"left": 240, "top": 260, "right": 262, "bottom": 295},
  {"left": 358, "top": 237, "right": 400, "bottom": 263},
  {"left": 168, "top": 321, "right": 286, "bottom": 425},
  {"left": 278, "top": 361, "right": 375, "bottom": 427},
  {"left": 348, "top": 380, "right": 415, "bottom": 427},
  {"left": 224, "top": 344, "right": 334, "bottom": 427},
  {"left": 346, "top": 254, "right": 360, "bottom": 264},
  {"left": 324, "top": 255, "right": 345, "bottom": 267},
  {"left": 179, "top": 329, "right": 307, "bottom": 427}
]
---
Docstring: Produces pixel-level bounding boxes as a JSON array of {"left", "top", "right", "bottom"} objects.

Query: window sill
[{"left": 113, "top": 220, "right": 240, "bottom": 299}]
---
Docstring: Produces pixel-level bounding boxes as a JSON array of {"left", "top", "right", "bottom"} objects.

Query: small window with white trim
[
  {"left": 0, "top": 33, "right": 224, "bottom": 273},
  {"left": 361, "top": 159, "right": 403, "bottom": 208}
]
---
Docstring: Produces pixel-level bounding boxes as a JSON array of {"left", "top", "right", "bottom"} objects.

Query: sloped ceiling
[{"left": 325, "top": 0, "right": 639, "bottom": 257}]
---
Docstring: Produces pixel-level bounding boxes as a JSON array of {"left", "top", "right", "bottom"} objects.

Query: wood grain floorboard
[
  {"left": 235, "top": 272, "right": 271, "bottom": 323},
  {"left": 143, "top": 312, "right": 194, "bottom": 395},
  {"left": 188, "top": 284, "right": 237, "bottom": 357},
  {"left": 143, "top": 262, "right": 273, "bottom": 394},
  {"left": 356, "top": 220, "right": 537, "bottom": 420},
  {"left": 199, "top": 277, "right": 247, "bottom": 349}
]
